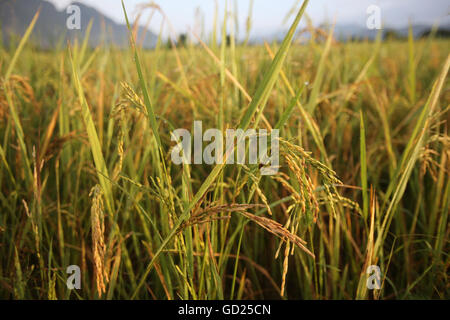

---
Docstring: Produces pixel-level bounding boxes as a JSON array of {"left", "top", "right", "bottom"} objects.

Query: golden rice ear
[
  {"left": 280, "top": 241, "right": 290, "bottom": 297},
  {"left": 239, "top": 211, "right": 314, "bottom": 259},
  {"left": 90, "top": 184, "right": 108, "bottom": 296}
]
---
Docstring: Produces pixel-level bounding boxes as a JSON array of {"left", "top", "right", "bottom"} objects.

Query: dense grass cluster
[{"left": 0, "top": 1, "right": 449, "bottom": 299}]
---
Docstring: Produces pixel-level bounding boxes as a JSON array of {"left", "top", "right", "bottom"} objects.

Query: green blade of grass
[
  {"left": 359, "top": 107, "right": 368, "bottom": 220},
  {"left": 3, "top": 9, "right": 40, "bottom": 185},
  {"left": 240, "top": 0, "right": 309, "bottom": 131},
  {"left": 69, "top": 49, "right": 114, "bottom": 214},
  {"left": 274, "top": 85, "right": 304, "bottom": 130},
  {"left": 408, "top": 24, "right": 416, "bottom": 104},
  {"left": 4, "top": 10, "right": 40, "bottom": 81},
  {"left": 121, "top": 0, "right": 163, "bottom": 150},
  {"left": 306, "top": 25, "right": 333, "bottom": 114}
]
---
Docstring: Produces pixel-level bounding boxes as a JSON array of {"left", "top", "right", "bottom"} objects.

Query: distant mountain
[
  {"left": 335, "top": 24, "right": 450, "bottom": 40},
  {"left": 0, "top": 0, "right": 157, "bottom": 48},
  {"left": 250, "top": 23, "right": 450, "bottom": 44}
]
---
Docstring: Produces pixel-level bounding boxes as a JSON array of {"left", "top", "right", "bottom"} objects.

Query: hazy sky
[{"left": 49, "top": 0, "right": 450, "bottom": 36}]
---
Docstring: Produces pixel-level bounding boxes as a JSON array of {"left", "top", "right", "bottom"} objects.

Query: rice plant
[{"left": 0, "top": 0, "right": 448, "bottom": 300}]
